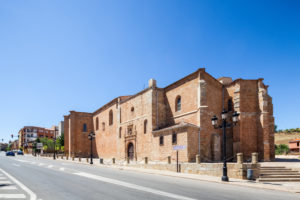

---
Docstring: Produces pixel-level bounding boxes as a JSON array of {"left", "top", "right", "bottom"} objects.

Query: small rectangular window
[
  {"left": 172, "top": 133, "right": 177, "bottom": 144},
  {"left": 297, "top": 142, "right": 299, "bottom": 147},
  {"left": 159, "top": 136, "right": 164, "bottom": 146}
]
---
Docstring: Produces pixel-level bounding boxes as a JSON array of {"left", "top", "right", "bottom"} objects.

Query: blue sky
[{"left": 0, "top": 0, "right": 299, "bottom": 142}]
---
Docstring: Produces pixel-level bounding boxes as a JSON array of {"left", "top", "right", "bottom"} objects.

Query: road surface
[{"left": 0, "top": 152, "right": 299, "bottom": 200}]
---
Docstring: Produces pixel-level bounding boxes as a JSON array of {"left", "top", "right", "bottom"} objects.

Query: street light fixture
[
  {"left": 88, "top": 132, "right": 95, "bottom": 164},
  {"left": 211, "top": 109, "right": 240, "bottom": 182}
]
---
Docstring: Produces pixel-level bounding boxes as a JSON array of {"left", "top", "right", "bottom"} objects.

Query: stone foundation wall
[{"left": 98, "top": 157, "right": 260, "bottom": 180}]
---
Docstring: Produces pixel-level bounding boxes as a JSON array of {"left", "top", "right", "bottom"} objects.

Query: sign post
[{"left": 173, "top": 145, "right": 186, "bottom": 173}]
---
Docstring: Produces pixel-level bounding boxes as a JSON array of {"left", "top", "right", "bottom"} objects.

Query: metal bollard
[
  {"left": 112, "top": 158, "right": 115, "bottom": 164},
  {"left": 145, "top": 157, "right": 148, "bottom": 164},
  {"left": 86, "top": 158, "right": 89, "bottom": 163}
]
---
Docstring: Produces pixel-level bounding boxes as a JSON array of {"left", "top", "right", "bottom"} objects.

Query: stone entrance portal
[{"left": 127, "top": 142, "right": 134, "bottom": 160}]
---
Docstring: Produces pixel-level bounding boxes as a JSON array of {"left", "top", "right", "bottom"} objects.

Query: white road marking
[
  {"left": 47, "top": 165, "right": 53, "bottom": 168},
  {"left": 62, "top": 163, "right": 69, "bottom": 166},
  {"left": 59, "top": 168, "right": 65, "bottom": 171},
  {"left": 16, "top": 160, "right": 29, "bottom": 163},
  {"left": 0, "top": 181, "right": 11, "bottom": 184},
  {"left": 38, "top": 163, "right": 45, "bottom": 166},
  {"left": 74, "top": 172, "right": 196, "bottom": 200},
  {"left": 0, "top": 186, "right": 17, "bottom": 190},
  {"left": 0, "top": 177, "right": 7, "bottom": 180},
  {"left": 0, "top": 168, "right": 37, "bottom": 200},
  {"left": 0, "top": 194, "right": 26, "bottom": 198},
  {"left": 12, "top": 164, "right": 20, "bottom": 167},
  {"left": 30, "top": 162, "right": 36, "bottom": 165}
]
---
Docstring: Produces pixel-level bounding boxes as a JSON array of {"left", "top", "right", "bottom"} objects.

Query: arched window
[
  {"left": 175, "top": 96, "right": 181, "bottom": 111},
  {"left": 228, "top": 99, "right": 233, "bottom": 112},
  {"left": 172, "top": 132, "right": 177, "bottom": 144},
  {"left": 159, "top": 136, "right": 164, "bottom": 146},
  {"left": 83, "top": 123, "right": 87, "bottom": 132},
  {"left": 109, "top": 110, "right": 113, "bottom": 125},
  {"left": 144, "top": 120, "right": 147, "bottom": 134},
  {"left": 96, "top": 117, "right": 99, "bottom": 130}
]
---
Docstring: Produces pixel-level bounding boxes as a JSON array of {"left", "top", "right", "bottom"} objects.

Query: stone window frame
[
  {"left": 96, "top": 117, "right": 99, "bottom": 130},
  {"left": 159, "top": 136, "right": 164, "bottom": 146},
  {"left": 172, "top": 132, "right": 177, "bottom": 144},
  {"left": 109, "top": 110, "right": 113, "bottom": 126},
  {"left": 175, "top": 95, "right": 181, "bottom": 112},
  {"left": 144, "top": 119, "right": 147, "bottom": 134}
]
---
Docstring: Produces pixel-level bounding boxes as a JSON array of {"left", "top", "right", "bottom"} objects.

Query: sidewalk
[{"left": 35, "top": 155, "right": 300, "bottom": 194}]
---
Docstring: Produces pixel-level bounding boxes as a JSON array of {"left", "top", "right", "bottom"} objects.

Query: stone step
[
  {"left": 260, "top": 168, "right": 290, "bottom": 170},
  {"left": 259, "top": 170, "right": 297, "bottom": 173},
  {"left": 260, "top": 171, "right": 300, "bottom": 175},
  {"left": 260, "top": 166, "right": 286, "bottom": 169},
  {"left": 260, "top": 174, "right": 300, "bottom": 178},
  {"left": 258, "top": 178, "right": 300, "bottom": 182}
]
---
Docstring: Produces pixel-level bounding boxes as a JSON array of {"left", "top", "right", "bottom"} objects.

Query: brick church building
[{"left": 64, "top": 69, "right": 275, "bottom": 163}]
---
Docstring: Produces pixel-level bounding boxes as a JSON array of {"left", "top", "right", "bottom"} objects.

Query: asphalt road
[{"left": 0, "top": 152, "right": 299, "bottom": 200}]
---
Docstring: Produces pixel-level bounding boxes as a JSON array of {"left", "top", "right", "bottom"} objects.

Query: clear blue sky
[{"left": 0, "top": 0, "right": 299, "bottom": 143}]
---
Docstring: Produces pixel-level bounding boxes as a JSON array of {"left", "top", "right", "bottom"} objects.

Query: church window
[
  {"left": 83, "top": 123, "right": 87, "bottom": 132},
  {"left": 144, "top": 120, "right": 147, "bottom": 134},
  {"left": 159, "top": 136, "right": 164, "bottom": 146},
  {"left": 109, "top": 110, "right": 113, "bottom": 125},
  {"left": 96, "top": 117, "right": 99, "bottom": 130},
  {"left": 175, "top": 96, "right": 181, "bottom": 111}
]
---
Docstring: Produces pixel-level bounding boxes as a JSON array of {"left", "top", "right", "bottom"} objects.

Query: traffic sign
[{"left": 173, "top": 145, "right": 186, "bottom": 150}]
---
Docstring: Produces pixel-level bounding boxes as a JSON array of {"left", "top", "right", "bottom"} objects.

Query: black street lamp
[
  {"left": 88, "top": 132, "right": 95, "bottom": 164},
  {"left": 53, "top": 127, "right": 57, "bottom": 160},
  {"left": 211, "top": 109, "right": 239, "bottom": 182}
]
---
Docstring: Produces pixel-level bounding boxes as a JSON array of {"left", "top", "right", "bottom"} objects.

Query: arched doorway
[{"left": 127, "top": 143, "right": 134, "bottom": 160}]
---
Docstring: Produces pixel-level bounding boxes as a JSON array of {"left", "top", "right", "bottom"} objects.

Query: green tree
[
  {"left": 275, "top": 144, "right": 289, "bottom": 155},
  {"left": 39, "top": 138, "right": 54, "bottom": 152},
  {"left": 56, "top": 133, "right": 64, "bottom": 150}
]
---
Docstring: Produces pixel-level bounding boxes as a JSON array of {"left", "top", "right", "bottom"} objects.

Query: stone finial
[
  {"left": 196, "top": 154, "right": 201, "bottom": 164},
  {"left": 252, "top": 152, "right": 258, "bottom": 164},
  {"left": 148, "top": 79, "right": 156, "bottom": 88},
  {"left": 237, "top": 153, "right": 243, "bottom": 164}
]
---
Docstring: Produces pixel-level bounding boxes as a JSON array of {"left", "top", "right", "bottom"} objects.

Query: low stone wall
[
  {"left": 40, "top": 153, "right": 260, "bottom": 180},
  {"left": 127, "top": 163, "right": 260, "bottom": 180}
]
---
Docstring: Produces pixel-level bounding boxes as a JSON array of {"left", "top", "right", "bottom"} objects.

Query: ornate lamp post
[
  {"left": 88, "top": 132, "right": 95, "bottom": 164},
  {"left": 211, "top": 109, "right": 239, "bottom": 182}
]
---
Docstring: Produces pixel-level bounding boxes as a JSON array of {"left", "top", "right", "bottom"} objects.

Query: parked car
[
  {"left": 6, "top": 151, "right": 15, "bottom": 156},
  {"left": 17, "top": 150, "right": 24, "bottom": 155}
]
